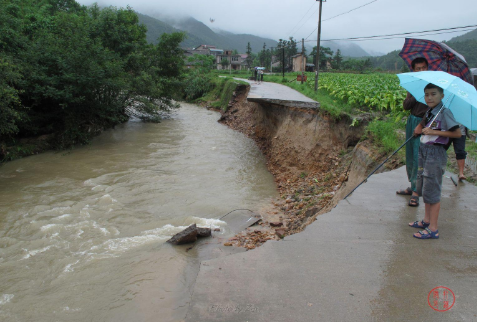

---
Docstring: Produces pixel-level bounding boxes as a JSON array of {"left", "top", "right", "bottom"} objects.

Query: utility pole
[
  {"left": 301, "top": 38, "right": 305, "bottom": 84},
  {"left": 270, "top": 47, "right": 274, "bottom": 73},
  {"left": 282, "top": 47, "right": 285, "bottom": 78},
  {"left": 314, "top": 0, "right": 325, "bottom": 92}
]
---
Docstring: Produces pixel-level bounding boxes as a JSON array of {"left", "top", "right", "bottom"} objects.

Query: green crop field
[{"left": 308, "top": 73, "right": 407, "bottom": 112}]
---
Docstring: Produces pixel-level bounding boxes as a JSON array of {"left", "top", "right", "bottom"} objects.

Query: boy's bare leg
[
  {"left": 457, "top": 159, "right": 466, "bottom": 179},
  {"left": 414, "top": 202, "right": 440, "bottom": 237},
  {"left": 408, "top": 201, "right": 429, "bottom": 227},
  {"left": 428, "top": 202, "right": 439, "bottom": 231}
]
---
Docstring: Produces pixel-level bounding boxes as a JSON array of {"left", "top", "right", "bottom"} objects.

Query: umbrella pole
[{"left": 344, "top": 135, "right": 414, "bottom": 200}]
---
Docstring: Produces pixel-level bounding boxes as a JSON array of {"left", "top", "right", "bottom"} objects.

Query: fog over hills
[
  {"left": 137, "top": 12, "right": 277, "bottom": 53},
  {"left": 137, "top": 12, "right": 374, "bottom": 57}
]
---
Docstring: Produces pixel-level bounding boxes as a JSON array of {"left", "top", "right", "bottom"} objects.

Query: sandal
[
  {"left": 413, "top": 227, "right": 439, "bottom": 239},
  {"left": 409, "top": 220, "right": 429, "bottom": 228},
  {"left": 396, "top": 187, "right": 412, "bottom": 195},
  {"left": 408, "top": 196, "right": 419, "bottom": 207},
  {"left": 459, "top": 175, "right": 466, "bottom": 181}
]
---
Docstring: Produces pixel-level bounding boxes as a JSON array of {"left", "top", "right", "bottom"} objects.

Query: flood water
[{"left": 0, "top": 103, "right": 278, "bottom": 322}]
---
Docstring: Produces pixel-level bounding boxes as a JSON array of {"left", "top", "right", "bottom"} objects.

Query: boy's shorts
[{"left": 416, "top": 143, "right": 447, "bottom": 204}]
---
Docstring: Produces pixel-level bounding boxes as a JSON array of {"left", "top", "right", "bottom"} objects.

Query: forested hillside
[
  {"left": 137, "top": 13, "right": 277, "bottom": 52},
  {"left": 368, "top": 29, "right": 477, "bottom": 71},
  {"left": 0, "top": 0, "right": 185, "bottom": 160},
  {"left": 446, "top": 28, "right": 477, "bottom": 68},
  {"left": 448, "top": 28, "right": 477, "bottom": 42}
]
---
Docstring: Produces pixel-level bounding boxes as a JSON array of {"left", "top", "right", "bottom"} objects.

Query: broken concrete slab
[
  {"left": 167, "top": 224, "right": 198, "bottom": 245},
  {"left": 167, "top": 225, "right": 213, "bottom": 245},
  {"left": 197, "top": 227, "right": 212, "bottom": 237}
]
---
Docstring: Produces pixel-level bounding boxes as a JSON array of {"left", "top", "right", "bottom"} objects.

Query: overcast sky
[{"left": 77, "top": 0, "right": 477, "bottom": 54}]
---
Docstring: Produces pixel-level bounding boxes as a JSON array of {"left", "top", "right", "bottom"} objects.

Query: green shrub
[
  {"left": 184, "top": 70, "right": 214, "bottom": 100},
  {"left": 366, "top": 118, "right": 405, "bottom": 153}
]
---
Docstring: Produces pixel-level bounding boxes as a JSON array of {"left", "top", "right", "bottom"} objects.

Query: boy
[
  {"left": 408, "top": 83, "right": 461, "bottom": 239},
  {"left": 396, "top": 57, "right": 429, "bottom": 207}
]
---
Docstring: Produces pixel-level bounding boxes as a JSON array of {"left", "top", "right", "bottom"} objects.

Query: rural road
[
  {"left": 235, "top": 77, "right": 320, "bottom": 109},
  {"left": 185, "top": 166, "right": 477, "bottom": 321}
]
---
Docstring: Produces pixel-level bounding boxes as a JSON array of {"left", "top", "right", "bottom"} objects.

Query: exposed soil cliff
[{"left": 218, "top": 85, "right": 402, "bottom": 249}]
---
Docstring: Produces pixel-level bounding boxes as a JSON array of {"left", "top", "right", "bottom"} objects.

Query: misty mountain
[
  {"left": 448, "top": 28, "right": 477, "bottom": 42},
  {"left": 214, "top": 29, "right": 278, "bottom": 53},
  {"left": 367, "top": 28, "right": 477, "bottom": 70},
  {"left": 446, "top": 29, "right": 477, "bottom": 67},
  {"left": 305, "top": 40, "right": 370, "bottom": 58},
  {"left": 325, "top": 41, "right": 370, "bottom": 57},
  {"left": 136, "top": 13, "right": 205, "bottom": 49},
  {"left": 136, "top": 12, "right": 374, "bottom": 57},
  {"left": 137, "top": 13, "right": 277, "bottom": 53}
]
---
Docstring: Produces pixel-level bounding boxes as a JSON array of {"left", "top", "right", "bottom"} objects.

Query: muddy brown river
[{"left": 0, "top": 103, "right": 278, "bottom": 322}]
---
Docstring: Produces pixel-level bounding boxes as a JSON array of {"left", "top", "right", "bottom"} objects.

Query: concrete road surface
[
  {"left": 237, "top": 78, "right": 320, "bottom": 109},
  {"left": 185, "top": 166, "right": 477, "bottom": 321}
]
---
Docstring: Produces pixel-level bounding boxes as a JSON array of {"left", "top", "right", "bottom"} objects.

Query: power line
[
  {"left": 304, "top": 0, "right": 380, "bottom": 40},
  {"left": 322, "top": 0, "right": 379, "bottom": 22},
  {"left": 320, "top": 29, "right": 477, "bottom": 42},
  {"left": 304, "top": 24, "right": 477, "bottom": 42},
  {"left": 287, "top": 2, "right": 318, "bottom": 36}
]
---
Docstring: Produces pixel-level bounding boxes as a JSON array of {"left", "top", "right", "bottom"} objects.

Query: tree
[
  {"left": 187, "top": 54, "right": 214, "bottom": 71},
  {"left": 257, "top": 43, "right": 271, "bottom": 68},
  {"left": 310, "top": 46, "right": 333, "bottom": 70},
  {"left": 332, "top": 49, "right": 343, "bottom": 70},
  {"left": 0, "top": 1, "right": 187, "bottom": 154},
  {"left": 245, "top": 42, "right": 253, "bottom": 69},
  {"left": 221, "top": 58, "right": 229, "bottom": 69}
]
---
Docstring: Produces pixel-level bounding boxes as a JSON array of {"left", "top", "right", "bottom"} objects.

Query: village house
[
  {"left": 216, "top": 50, "right": 248, "bottom": 71},
  {"left": 184, "top": 44, "right": 249, "bottom": 70},
  {"left": 183, "top": 45, "right": 224, "bottom": 68},
  {"left": 292, "top": 53, "right": 306, "bottom": 72}
]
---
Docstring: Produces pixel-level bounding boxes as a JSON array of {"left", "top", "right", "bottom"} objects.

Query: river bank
[
  {"left": 203, "top": 81, "right": 402, "bottom": 249},
  {"left": 0, "top": 103, "right": 279, "bottom": 322},
  {"left": 185, "top": 80, "right": 477, "bottom": 322}
]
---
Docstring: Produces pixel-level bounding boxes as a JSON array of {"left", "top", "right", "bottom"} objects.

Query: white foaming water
[
  {"left": 188, "top": 217, "right": 226, "bottom": 229},
  {"left": 52, "top": 214, "right": 72, "bottom": 222},
  {"left": 40, "top": 224, "right": 61, "bottom": 232},
  {"left": 83, "top": 179, "right": 96, "bottom": 187},
  {"left": 0, "top": 294, "right": 14, "bottom": 305},
  {"left": 97, "top": 194, "right": 117, "bottom": 206},
  {"left": 22, "top": 246, "right": 53, "bottom": 260},
  {"left": 91, "top": 185, "right": 109, "bottom": 192},
  {"left": 85, "top": 219, "right": 225, "bottom": 259},
  {"left": 0, "top": 103, "right": 278, "bottom": 321}
]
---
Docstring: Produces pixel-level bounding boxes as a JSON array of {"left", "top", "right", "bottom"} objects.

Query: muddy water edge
[{"left": 0, "top": 103, "right": 279, "bottom": 322}]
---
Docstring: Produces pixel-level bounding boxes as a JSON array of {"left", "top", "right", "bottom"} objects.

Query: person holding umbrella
[
  {"left": 397, "top": 70, "right": 477, "bottom": 239},
  {"left": 396, "top": 57, "right": 429, "bottom": 207},
  {"left": 399, "top": 38, "right": 474, "bottom": 184},
  {"left": 410, "top": 83, "right": 461, "bottom": 239}
]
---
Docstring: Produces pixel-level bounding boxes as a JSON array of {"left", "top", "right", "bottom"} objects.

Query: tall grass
[{"left": 195, "top": 77, "right": 246, "bottom": 111}]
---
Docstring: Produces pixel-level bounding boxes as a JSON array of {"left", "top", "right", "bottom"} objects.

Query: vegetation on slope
[{"left": 0, "top": 0, "right": 185, "bottom": 161}]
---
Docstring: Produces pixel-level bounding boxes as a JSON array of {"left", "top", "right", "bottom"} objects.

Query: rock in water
[
  {"left": 197, "top": 227, "right": 211, "bottom": 237},
  {"left": 167, "top": 224, "right": 198, "bottom": 245}
]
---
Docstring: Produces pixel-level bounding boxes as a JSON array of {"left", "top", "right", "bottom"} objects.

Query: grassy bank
[
  {"left": 194, "top": 77, "right": 247, "bottom": 111},
  {"left": 261, "top": 72, "right": 407, "bottom": 156}
]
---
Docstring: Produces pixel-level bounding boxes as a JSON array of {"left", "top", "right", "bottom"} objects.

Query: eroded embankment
[{"left": 217, "top": 85, "right": 401, "bottom": 248}]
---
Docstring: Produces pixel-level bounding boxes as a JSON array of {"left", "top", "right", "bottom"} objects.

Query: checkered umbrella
[{"left": 399, "top": 38, "right": 473, "bottom": 85}]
